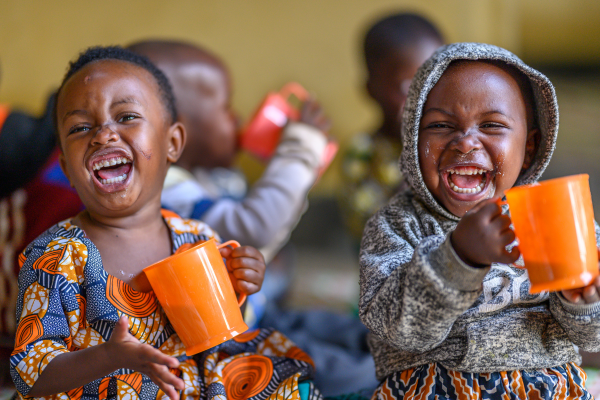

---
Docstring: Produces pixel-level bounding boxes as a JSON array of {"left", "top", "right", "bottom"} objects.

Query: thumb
[
  {"left": 219, "top": 246, "right": 233, "bottom": 259},
  {"left": 110, "top": 316, "right": 131, "bottom": 342}
]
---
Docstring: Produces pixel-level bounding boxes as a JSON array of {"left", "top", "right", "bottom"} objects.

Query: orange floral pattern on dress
[
  {"left": 12, "top": 314, "right": 43, "bottom": 354},
  {"left": 222, "top": 355, "right": 273, "bottom": 399},
  {"left": 32, "top": 247, "right": 64, "bottom": 274},
  {"left": 106, "top": 275, "right": 158, "bottom": 318},
  {"left": 285, "top": 346, "right": 315, "bottom": 369}
]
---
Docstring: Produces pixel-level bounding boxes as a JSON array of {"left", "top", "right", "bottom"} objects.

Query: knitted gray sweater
[{"left": 359, "top": 43, "right": 600, "bottom": 382}]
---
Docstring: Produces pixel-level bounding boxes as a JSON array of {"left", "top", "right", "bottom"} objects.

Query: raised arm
[
  {"left": 359, "top": 203, "right": 488, "bottom": 352},
  {"left": 200, "top": 122, "right": 327, "bottom": 256}
]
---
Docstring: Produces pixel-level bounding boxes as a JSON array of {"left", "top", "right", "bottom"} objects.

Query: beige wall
[{"left": 1, "top": 0, "right": 599, "bottom": 195}]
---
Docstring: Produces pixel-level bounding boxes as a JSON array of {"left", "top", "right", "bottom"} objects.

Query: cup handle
[
  {"left": 279, "top": 82, "right": 309, "bottom": 103},
  {"left": 217, "top": 240, "right": 247, "bottom": 306}
]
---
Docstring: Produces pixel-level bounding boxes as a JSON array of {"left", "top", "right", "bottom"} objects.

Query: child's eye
[
  {"left": 118, "top": 114, "right": 138, "bottom": 123},
  {"left": 426, "top": 122, "right": 452, "bottom": 130},
  {"left": 68, "top": 125, "right": 90, "bottom": 135},
  {"left": 480, "top": 122, "right": 507, "bottom": 130}
]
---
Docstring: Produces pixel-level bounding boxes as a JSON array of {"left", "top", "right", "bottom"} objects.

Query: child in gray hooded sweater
[{"left": 359, "top": 42, "right": 600, "bottom": 399}]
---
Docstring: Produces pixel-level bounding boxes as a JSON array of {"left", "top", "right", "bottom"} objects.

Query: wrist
[{"left": 99, "top": 341, "right": 122, "bottom": 371}]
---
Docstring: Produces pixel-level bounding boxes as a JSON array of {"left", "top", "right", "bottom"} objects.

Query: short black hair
[
  {"left": 54, "top": 45, "right": 177, "bottom": 133},
  {"left": 364, "top": 13, "right": 444, "bottom": 74}
]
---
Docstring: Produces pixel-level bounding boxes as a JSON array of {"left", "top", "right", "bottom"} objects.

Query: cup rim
[
  {"left": 143, "top": 237, "right": 216, "bottom": 273},
  {"left": 505, "top": 173, "right": 589, "bottom": 196}
]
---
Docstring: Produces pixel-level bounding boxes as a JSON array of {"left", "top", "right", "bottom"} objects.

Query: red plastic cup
[{"left": 240, "top": 82, "right": 308, "bottom": 160}]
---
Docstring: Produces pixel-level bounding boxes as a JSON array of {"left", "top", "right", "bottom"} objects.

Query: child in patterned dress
[
  {"left": 360, "top": 42, "right": 600, "bottom": 399},
  {"left": 10, "top": 46, "right": 322, "bottom": 400}
]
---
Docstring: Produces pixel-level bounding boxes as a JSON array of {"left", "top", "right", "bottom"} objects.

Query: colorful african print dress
[
  {"left": 371, "top": 363, "right": 593, "bottom": 400},
  {"left": 10, "top": 211, "right": 322, "bottom": 400}
]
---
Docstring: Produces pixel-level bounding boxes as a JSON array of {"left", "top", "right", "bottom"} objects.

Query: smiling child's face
[
  {"left": 56, "top": 59, "right": 184, "bottom": 217},
  {"left": 418, "top": 61, "right": 537, "bottom": 217}
]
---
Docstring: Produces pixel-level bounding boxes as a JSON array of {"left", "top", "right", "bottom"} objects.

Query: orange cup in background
[
  {"left": 503, "top": 174, "right": 599, "bottom": 293},
  {"left": 144, "top": 239, "right": 248, "bottom": 355},
  {"left": 239, "top": 82, "right": 338, "bottom": 177},
  {"left": 240, "top": 82, "right": 308, "bottom": 161}
]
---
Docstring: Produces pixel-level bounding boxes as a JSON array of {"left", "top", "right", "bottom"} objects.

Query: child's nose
[
  {"left": 450, "top": 131, "right": 483, "bottom": 154},
  {"left": 92, "top": 124, "right": 119, "bottom": 145}
]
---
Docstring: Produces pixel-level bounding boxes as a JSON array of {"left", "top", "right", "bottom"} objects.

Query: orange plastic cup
[
  {"left": 503, "top": 174, "right": 598, "bottom": 293},
  {"left": 144, "top": 239, "right": 248, "bottom": 355},
  {"left": 240, "top": 82, "right": 308, "bottom": 160}
]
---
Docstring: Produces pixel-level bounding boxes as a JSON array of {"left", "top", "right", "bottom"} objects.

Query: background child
[
  {"left": 128, "top": 40, "right": 378, "bottom": 397},
  {"left": 11, "top": 46, "right": 321, "bottom": 400},
  {"left": 127, "top": 40, "right": 330, "bottom": 265},
  {"left": 360, "top": 42, "right": 600, "bottom": 398},
  {"left": 339, "top": 12, "right": 443, "bottom": 243}
]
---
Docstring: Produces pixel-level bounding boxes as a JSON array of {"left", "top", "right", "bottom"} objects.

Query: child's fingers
[
  {"left": 139, "top": 344, "right": 180, "bottom": 369},
  {"left": 230, "top": 245, "right": 264, "bottom": 259},
  {"left": 231, "top": 267, "right": 262, "bottom": 285},
  {"left": 583, "top": 284, "right": 600, "bottom": 304},
  {"left": 234, "top": 279, "right": 261, "bottom": 295},
  {"left": 562, "top": 289, "right": 585, "bottom": 304},
  {"left": 218, "top": 246, "right": 233, "bottom": 259},
  {"left": 467, "top": 197, "right": 501, "bottom": 217},
  {"left": 228, "top": 257, "right": 265, "bottom": 275},
  {"left": 109, "top": 316, "right": 132, "bottom": 343},
  {"left": 498, "top": 248, "right": 520, "bottom": 265},
  {"left": 150, "top": 372, "right": 182, "bottom": 400}
]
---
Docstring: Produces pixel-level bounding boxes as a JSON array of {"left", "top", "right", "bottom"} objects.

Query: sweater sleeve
[
  {"left": 200, "top": 122, "right": 327, "bottom": 257},
  {"left": 359, "top": 204, "right": 489, "bottom": 353},
  {"left": 548, "top": 221, "right": 600, "bottom": 351}
]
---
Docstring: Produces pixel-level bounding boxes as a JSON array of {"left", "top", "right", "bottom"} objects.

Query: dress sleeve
[
  {"left": 359, "top": 202, "right": 489, "bottom": 352},
  {"left": 10, "top": 238, "right": 85, "bottom": 397}
]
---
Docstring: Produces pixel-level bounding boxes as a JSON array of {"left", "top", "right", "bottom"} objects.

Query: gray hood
[{"left": 400, "top": 42, "right": 559, "bottom": 221}]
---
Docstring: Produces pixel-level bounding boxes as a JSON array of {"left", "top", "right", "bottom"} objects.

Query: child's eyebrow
[
  {"left": 62, "top": 109, "right": 88, "bottom": 123},
  {"left": 422, "top": 107, "right": 454, "bottom": 117},
  {"left": 111, "top": 97, "right": 144, "bottom": 109},
  {"left": 480, "top": 110, "right": 515, "bottom": 122}
]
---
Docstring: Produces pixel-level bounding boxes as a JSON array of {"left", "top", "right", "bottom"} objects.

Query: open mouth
[
  {"left": 91, "top": 156, "right": 132, "bottom": 186},
  {"left": 444, "top": 166, "right": 492, "bottom": 195}
]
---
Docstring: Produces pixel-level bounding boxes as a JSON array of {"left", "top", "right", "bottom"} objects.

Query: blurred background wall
[{"left": 2, "top": 0, "right": 600, "bottom": 197}]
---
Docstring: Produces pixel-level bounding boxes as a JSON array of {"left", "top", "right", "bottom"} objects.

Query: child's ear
[
  {"left": 166, "top": 122, "right": 186, "bottom": 163},
  {"left": 522, "top": 127, "right": 540, "bottom": 172},
  {"left": 58, "top": 152, "right": 74, "bottom": 188}
]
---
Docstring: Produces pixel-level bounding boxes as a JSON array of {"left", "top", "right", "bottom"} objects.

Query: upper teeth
[
  {"left": 448, "top": 167, "right": 488, "bottom": 194},
  {"left": 447, "top": 168, "right": 486, "bottom": 175},
  {"left": 92, "top": 157, "right": 130, "bottom": 171}
]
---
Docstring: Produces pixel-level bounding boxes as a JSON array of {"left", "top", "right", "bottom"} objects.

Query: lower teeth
[
  {"left": 101, "top": 173, "right": 127, "bottom": 185},
  {"left": 449, "top": 177, "right": 486, "bottom": 194}
]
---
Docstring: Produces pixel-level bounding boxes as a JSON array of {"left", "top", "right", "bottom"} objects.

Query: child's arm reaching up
[
  {"left": 359, "top": 197, "right": 514, "bottom": 352},
  {"left": 186, "top": 99, "right": 329, "bottom": 262},
  {"left": 28, "top": 316, "right": 184, "bottom": 399}
]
